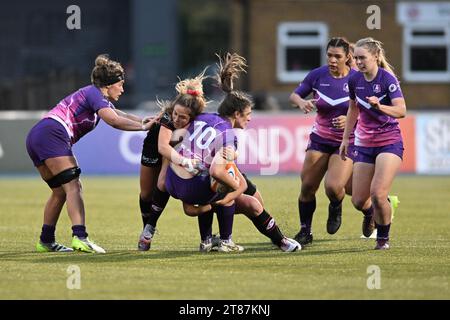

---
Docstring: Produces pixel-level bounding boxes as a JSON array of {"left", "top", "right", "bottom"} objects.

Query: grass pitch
[{"left": 0, "top": 175, "right": 449, "bottom": 299}]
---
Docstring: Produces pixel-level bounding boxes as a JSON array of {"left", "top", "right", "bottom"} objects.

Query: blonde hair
[
  {"left": 216, "top": 52, "right": 253, "bottom": 117},
  {"left": 159, "top": 70, "right": 209, "bottom": 119},
  {"left": 355, "top": 37, "right": 395, "bottom": 76}
]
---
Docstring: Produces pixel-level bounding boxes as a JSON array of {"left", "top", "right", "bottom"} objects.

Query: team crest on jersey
[
  {"left": 343, "top": 83, "right": 349, "bottom": 93},
  {"left": 389, "top": 84, "right": 398, "bottom": 92},
  {"left": 373, "top": 84, "right": 381, "bottom": 93}
]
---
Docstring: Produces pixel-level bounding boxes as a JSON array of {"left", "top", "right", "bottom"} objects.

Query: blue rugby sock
[
  {"left": 198, "top": 210, "right": 214, "bottom": 241},
  {"left": 72, "top": 225, "right": 88, "bottom": 239},
  {"left": 362, "top": 206, "right": 374, "bottom": 217},
  {"left": 376, "top": 223, "right": 391, "bottom": 241},
  {"left": 216, "top": 204, "right": 235, "bottom": 240},
  {"left": 40, "top": 224, "right": 56, "bottom": 244}
]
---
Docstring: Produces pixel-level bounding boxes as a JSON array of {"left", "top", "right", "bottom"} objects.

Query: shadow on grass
[
  {"left": 0, "top": 249, "right": 371, "bottom": 265},
  {"left": 0, "top": 237, "right": 372, "bottom": 263}
]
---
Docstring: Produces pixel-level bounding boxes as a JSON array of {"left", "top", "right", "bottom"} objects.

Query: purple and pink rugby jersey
[
  {"left": 348, "top": 67, "right": 404, "bottom": 147},
  {"left": 348, "top": 67, "right": 405, "bottom": 163},
  {"left": 44, "top": 85, "right": 114, "bottom": 144},
  {"left": 165, "top": 113, "right": 237, "bottom": 205},
  {"left": 26, "top": 85, "right": 114, "bottom": 166},
  {"left": 295, "top": 65, "right": 357, "bottom": 144}
]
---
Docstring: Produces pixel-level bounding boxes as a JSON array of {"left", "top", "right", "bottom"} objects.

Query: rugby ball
[{"left": 210, "top": 163, "right": 238, "bottom": 193}]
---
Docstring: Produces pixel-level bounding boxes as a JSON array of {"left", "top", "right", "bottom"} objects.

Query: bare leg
[
  {"left": 299, "top": 151, "right": 330, "bottom": 202},
  {"left": 296, "top": 150, "right": 329, "bottom": 238},
  {"left": 351, "top": 162, "right": 374, "bottom": 212},
  {"left": 36, "top": 164, "right": 66, "bottom": 226},
  {"left": 371, "top": 153, "right": 402, "bottom": 225},
  {"left": 324, "top": 154, "right": 353, "bottom": 203},
  {"left": 44, "top": 156, "right": 85, "bottom": 226},
  {"left": 140, "top": 165, "right": 161, "bottom": 202}
]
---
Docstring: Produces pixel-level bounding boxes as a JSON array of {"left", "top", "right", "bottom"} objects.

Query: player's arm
[
  {"left": 158, "top": 126, "right": 184, "bottom": 164},
  {"left": 183, "top": 203, "right": 212, "bottom": 217},
  {"left": 114, "top": 109, "right": 157, "bottom": 127},
  {"left": 98, "top": 107, "right": 155, "bottom": 131},
  {"left": 289, "top": 92, "right": 317, "bottom": 114},
  {"left": 339, "top": 99, "right": 359, "bottom": 160},
  {"left": 158, "top": 126, "right": 200, "bottom": 174},
  {"left": 367, "top": 96, "right": 406, "bottom": 119},
  {"left": 214, "top": 168, "right": 247, "bottom": 206},
  {"left": 209, "top": 148, "right": 241, "bottom": 191},
  {"left": 113, "top": 109, "right": 142, "bottom": 122}
]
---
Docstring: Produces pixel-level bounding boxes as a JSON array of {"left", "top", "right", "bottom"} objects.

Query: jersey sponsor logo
[
  {"left": 373, "top": 84, "right": 381, "bottom": 93},
  {"left": 319, "top": 83, "right": 330, "bottom": 86},
  {"left": 389, "top": 84, "right": 398, "bottom": 92},
  {"left": 356, "top": 86, "right": 365, "bottom": 90}
]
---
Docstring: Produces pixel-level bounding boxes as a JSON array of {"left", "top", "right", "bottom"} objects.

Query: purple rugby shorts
[
  {"left": 352, "top": 141, "right": 404, "bottom": 164},
  {"left": 26, "top": 118, "right": 73, "bottom": 167},
  {"left": 306, "top": 132, "right": 356, "bottom": 161}
]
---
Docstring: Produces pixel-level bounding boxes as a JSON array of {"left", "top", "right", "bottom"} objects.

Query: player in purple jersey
[
  {"left": 165, "top": 112, "right": 249, "bottom": 252},
  {"left": 289, "top": 37, "right": 358, "bottom": 245},
  {"left": 140, "top": 54, "right": 300, "bottom": 253},
  {"left": 339, "top": 38, "right": 406, "bottom": 250},
  {"left": 137, "top": 72, "right": 208, "bottom": 251},
  {"left": 26, "top": 54, "right": 155, "bottom": 253},
  {"left": 182, "top": 53, "right": 300, "bottom": 252}
]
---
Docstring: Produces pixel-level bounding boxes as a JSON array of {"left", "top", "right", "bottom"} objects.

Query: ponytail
[{"left": 216, "top": 53, "right": 253, "bottom": 117}]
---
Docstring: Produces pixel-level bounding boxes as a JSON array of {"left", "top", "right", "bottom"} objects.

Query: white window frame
[
  {"left": 403, "top": 24, "right": 450, "bottom": 82},
  {"left": 277, "top": 22, "right": 328, "bottom": 83}
]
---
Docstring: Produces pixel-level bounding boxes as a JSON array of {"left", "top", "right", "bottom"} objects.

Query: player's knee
[
  {"left": 156, "top": 179, "right": 166, "bottom": 192},
  {"left": 253, "top": 191, "right": 264, "bottom": 207},
  {"left": 324, "top": 183, "right": 343, "bottom": 200},
  {"left": 57, "top": 167, "right": 82, "bottom": 194},
  {"left": 351, "top": 197, "right": 366, "bottom": 211},
  {"left": 52, "top": 187, "right": 66, "bottom": 199},
  {"left": 245, "top": 198, "right": 263, "bottom": 217},
  {"left": 45, "top": 167, "right": 81, "bottom": 189},
  {"left": 139, "top": 191, "right": 153, "bottom": 202},
  {"left": 370, "top": 191, "right": 387, "bottom": 208},
  {"left": 45, "top": 175, "right": 61, "bottom": 189},
  {"left": 300, "top": 186, "right": 316, "bottom": 201}
]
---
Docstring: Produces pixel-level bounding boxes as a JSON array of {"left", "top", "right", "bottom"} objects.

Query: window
[
  {"left": 403, "top": 25, "right": 450, "bottom": 82},
  {"left": 277, "top": 22, "right": 328, "bottom": 83}
]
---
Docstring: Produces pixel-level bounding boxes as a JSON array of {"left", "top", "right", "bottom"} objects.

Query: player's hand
[
  {"left": 366, "top": 96, "right": 380, "bottom": 109},
  {"left": 141, "top": 117, "right": 157, "bottom": 130},
  {"left": 298, "top": 99, "right": 318, "bottom": 114},
  {"left": 181, "top": 157, "right": 201, "bottom": 175},
  {"left": 141, "top": 116, "right": 155, "bottom": 124},
  {"left": 332, "top": 115, "right": 346, "bottom": 129},
  {"left": 339, "top": 140, "right": 349, "bottom": 161},
  {"left": 222, "top": 146, "right": 238, "bottom": 161},
  {"left": 169, "top": 136, "right": 184, "bottom": 147}
]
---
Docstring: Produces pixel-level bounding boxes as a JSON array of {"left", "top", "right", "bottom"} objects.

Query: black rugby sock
[
  {"left": 250, "top": 209, "right": 284, "bottom": 246},
  {"left": 299, "top": 198, "right": 316, "bottom": 233},
  {"left": 147, "top": 188, "right": 170, "bottom": 228}
]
